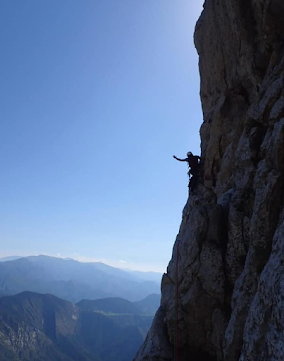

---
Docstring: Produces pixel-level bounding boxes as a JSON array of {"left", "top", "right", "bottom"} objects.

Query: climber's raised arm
[{"left": 173, "top": 155, "right": 187, "bottom": 162}]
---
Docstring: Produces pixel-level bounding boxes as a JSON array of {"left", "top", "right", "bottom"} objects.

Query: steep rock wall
[{"left": 134, "top": 1, "right": 284, "bottom": 360}]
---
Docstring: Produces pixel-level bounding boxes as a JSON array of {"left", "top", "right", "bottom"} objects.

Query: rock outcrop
[{"left": 134, "top": 1, "right": 284, "bottom": 360}]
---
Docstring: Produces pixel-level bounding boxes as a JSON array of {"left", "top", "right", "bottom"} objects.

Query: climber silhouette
[{"left": 173, "top": 152, "right": 201, "bottom": 191}]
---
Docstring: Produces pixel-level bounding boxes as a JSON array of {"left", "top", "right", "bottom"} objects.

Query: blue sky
[{"left": 0, "top": 0, "right": 204, "bottom": 272}]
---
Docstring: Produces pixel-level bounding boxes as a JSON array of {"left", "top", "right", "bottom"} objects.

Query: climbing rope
[{"left": 175, "top": 240, "right": 180, "bottom": 361}]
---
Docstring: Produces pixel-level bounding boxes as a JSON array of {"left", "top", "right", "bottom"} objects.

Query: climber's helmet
[{"left": 187, "top": 151, "right": 193, "bottom": 157}]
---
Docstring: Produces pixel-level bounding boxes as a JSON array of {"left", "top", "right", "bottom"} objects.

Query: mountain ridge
[
  {"left": 0, "top": 255, "right": 161, "bottom": 303},
  {"left": 0, "top": 291, "right": 156, "bottom": 361}
]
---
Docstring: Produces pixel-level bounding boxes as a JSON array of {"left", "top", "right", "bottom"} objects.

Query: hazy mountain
[
  {"left": 123, "top": 269, "right": 162, "bottom": 283},
  {"left": 134, "top": 293, "right": 161, "bottom": 315},
  {"left": 77, "top": 297, "right": 143, "bottom": 315},
  {"left": 0, "top": 255, "right": 160, "bottom": 302},
  {"left": 89, "top": 262, "right": 141, "bottom": 281},
  {"left": 0, "top": 292, "right": 153, "bottom": 361},
  {"left": 0, "top": 290, "right": 8, "bottom": 298},
  {"left": 0, "top": 256, "right": 22, "bottom": 262}
]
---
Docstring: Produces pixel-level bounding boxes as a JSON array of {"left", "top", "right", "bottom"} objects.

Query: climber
[{"left": 173, "top": 152, "right": 201, "bottom": 191}]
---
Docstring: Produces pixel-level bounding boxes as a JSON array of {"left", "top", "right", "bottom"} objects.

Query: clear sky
[{"left": 0, "top": 0, "right": 204, "bottom": 272}]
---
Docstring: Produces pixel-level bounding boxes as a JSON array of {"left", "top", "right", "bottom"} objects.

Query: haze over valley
[{"left": 0, "top": 256, "right": 161, "bottom": 361}]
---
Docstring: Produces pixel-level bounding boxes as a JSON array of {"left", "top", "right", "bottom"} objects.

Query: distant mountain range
[
  {"left": 0, "top": 291, "right": 159, "bottom": 361},
  {"left": 134, "top": 293, "right": 161, "bottom": 315},
  {"left": 0, "top": 256, "right": 22, "bottom": 262},
  {"left": 0, "top": 255, "right": 161, "bottom": 302}
]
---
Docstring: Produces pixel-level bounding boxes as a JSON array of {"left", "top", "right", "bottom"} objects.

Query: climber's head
[{"left": 187, "top": 151, "right": 193, "bottom": 157}]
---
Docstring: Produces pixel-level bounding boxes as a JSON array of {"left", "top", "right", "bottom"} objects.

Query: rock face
[{"left": 134, "top": 1, "right": 284, "bottom": 360}]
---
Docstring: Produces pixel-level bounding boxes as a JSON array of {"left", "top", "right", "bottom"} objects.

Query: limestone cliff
[{"left": 134, "top": 1, "right": 284, "bottom": 360}]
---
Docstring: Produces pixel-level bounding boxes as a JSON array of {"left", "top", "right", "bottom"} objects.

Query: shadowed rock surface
[{"left": 134, "top": 1, "right": 284, "bottom": 360}]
